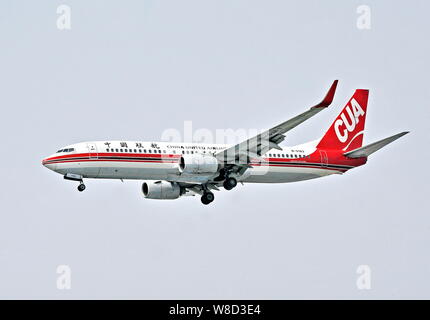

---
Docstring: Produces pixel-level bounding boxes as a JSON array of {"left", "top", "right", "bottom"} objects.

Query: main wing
[{"left": 215, "top": 80, "right": 338, "bottom": 165}]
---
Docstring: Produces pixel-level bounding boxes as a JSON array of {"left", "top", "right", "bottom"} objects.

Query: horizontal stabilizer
[{"left": 343, "top": 131, "right": 409, "bottom": 158}]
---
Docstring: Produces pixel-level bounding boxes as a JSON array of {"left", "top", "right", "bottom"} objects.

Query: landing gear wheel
[
  {"left": 201, "top": 192, "right": 215, "bottom": 205},
  {"left": 77, "top": 183, "right": 86, "bottom": 192},
  {"left": 223, "top": 177, "right": 237, "bottom": 190}
]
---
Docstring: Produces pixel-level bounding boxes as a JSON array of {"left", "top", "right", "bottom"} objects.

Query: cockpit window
[{"left": 57, "top": 148, "right": 75, "bottom": 153}]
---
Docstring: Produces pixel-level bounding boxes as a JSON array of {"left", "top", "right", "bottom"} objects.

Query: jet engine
[
  {"left": 178, "top": 154, "right": 219, "bottom": 174},
  {"left": 142, "top": 181, "right": 181, "bottom": 199}
]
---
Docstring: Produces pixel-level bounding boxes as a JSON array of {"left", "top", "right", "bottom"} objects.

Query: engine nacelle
[
  {"left": 142, "top": 181, "right": 181, "bottom": 200},
  {"left": 178, "top": 154, "right": 219, "bottom": 174}
]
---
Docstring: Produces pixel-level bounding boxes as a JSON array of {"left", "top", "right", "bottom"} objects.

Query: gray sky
[{"left": 0, "top": 0, "right": 429, "bottom": 299}]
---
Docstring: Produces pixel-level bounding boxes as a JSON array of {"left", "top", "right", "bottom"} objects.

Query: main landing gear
[
  {"left": 201, "top": 191, "right": 215, "bottom": 205},
  {"left": 223, "top": 177, "right": 237, "bottom": 191},
  {"left": 200, "top": 184, "right": 215, "bottom": 205},
  {"left": 214, "top": 168, "right": 238, "bottom": 191}
]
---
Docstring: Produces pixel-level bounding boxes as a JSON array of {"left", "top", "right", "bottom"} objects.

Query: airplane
[{"left": 42, "top": 80, "right": 408, "bottom": 205}]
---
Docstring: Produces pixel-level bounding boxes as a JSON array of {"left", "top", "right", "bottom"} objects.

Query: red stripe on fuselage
[{"left": 44, "top": 150, "right": 366, "bottom": 169}]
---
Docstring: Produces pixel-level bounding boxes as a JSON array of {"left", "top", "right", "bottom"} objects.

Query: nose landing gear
[
  {"left": 77, "top": 182, "right": 86, "bottom": 192},
  {"left": 64, "top": 173, "right": 86, "bottom": 192}
]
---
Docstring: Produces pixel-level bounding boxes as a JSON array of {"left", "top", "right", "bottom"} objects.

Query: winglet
[{"left": 312, "top": 80, "right": 338, "bottom": 109}]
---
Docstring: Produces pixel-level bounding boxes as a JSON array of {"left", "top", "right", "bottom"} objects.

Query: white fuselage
[{"left": 42, "top": 140, "right": 352, "bottom": 185}]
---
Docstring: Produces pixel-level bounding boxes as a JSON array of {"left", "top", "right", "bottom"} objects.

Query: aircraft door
[
  {"left": 87, "top": 143, "right": 98, "bottom": 159},
  {"left": 319, "top": 150, "right": 328, "bottom": 167}
]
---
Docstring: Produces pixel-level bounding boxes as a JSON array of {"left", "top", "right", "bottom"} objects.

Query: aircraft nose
[{"left": 42, "top": 157, "right": 57, "bottom": 171}]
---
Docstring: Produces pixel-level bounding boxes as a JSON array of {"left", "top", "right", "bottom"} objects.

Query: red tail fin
[{"left": 317, "top": 89, "right": 369, "bottom": 151}]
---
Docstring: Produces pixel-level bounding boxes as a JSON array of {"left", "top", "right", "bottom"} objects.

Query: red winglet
[{"left": 312, "top": 80, "right": 338, "bottom": 109}]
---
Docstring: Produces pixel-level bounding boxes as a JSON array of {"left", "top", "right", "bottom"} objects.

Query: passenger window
[
  {"left": 158, "top": 150, "right": 161, "bottom": 154},
  {"left": 115, "top": 149, "right": 118, "bottom": 152},
  {"left": 120, "top": 149, "right": 123, "bottom": 152},
  {"left": 163, "top": 150, "right": 166, "bottom": 153},
  {"left": 138, "top": 149, "right": 142, "bottom": 153},
  {"left": 149, "top": 150, "right": 152, "bottom": 153},
  {"left": 106, "top": 149, "right": 109, "bottom": 152},
  {"left": 182, "top": 151, "right": 185, "bottom": 154},
  {"left": 134, "top": 149, "right": 137, "bottom": 153}
]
